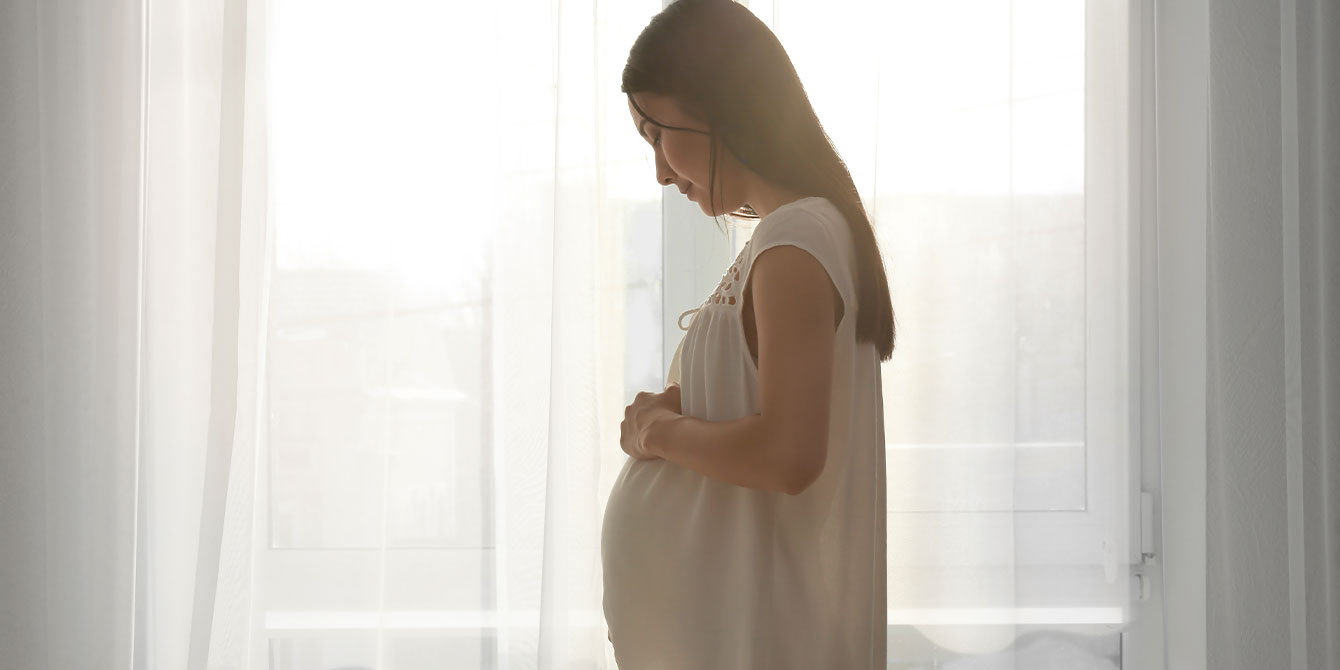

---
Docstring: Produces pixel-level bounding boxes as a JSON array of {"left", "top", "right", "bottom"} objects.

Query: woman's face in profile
[{"left": 627, "top": 92, "right": 750, "bottom": 216}]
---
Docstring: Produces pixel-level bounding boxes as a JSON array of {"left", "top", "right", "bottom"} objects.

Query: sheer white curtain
[
  {"left": 1148, "top": 2, "right": 1340, "bottom": 668},
  {"left": 6, "top": 0, "right": 1338, "bottom": 669},
  {"left": 136, "top": 0, "right": 268, "bottom": 667},
  {"left": 0, "top": 0, "right": 143, "bottom": 668},
  {"left": 5, "top": 0, "right": 1134, "bottom": 667},
  {"left": 3, "top": 0, "right": 1134, "bottom": 666},
  {"left": 1200, "top": 0, "right": 1340, "bottom": 668},
  {"left": 141, "top": 0, "right": 662, "bottom": 667},
  {"left": 3, "top": 0, "right": 656, "bottom": 665}
]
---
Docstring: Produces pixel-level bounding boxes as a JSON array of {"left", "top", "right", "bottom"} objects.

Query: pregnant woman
[{"left": 601, "top": 1, "right": 896, "bottom": 668}]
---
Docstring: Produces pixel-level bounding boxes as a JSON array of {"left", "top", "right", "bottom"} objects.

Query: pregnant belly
[
  {"left": 601, "top": 458, "right": 784, "bottom": 667},
  {"left": 602, "top": 458, "right": 699, "bottom": 574},
  {"left": 601, "top": 458, "right": 706, "bottom": 641}
]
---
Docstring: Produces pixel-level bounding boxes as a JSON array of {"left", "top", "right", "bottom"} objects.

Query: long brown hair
[{"left": 622, "top": 0, "right": 896, "bottom": 360}]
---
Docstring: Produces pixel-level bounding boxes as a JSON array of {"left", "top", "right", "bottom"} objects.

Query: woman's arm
[{"left": 646, "top": 245, "right": 838, "bottom": 495}]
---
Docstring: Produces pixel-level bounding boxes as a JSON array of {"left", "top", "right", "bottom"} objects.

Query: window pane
[{"left": 782, "top": 0, "right": 1089, "bottom": 513}]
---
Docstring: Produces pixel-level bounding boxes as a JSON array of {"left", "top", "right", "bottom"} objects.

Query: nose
[{"left": 654, "top": 151, "right": 676, "bottom": 188}]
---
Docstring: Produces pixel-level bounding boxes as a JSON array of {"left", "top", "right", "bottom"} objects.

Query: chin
[{"left": 694, "top": 197, "right": 745, "bottom": 218}]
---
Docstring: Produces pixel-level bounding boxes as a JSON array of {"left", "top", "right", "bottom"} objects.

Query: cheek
[
  {"left": 663, "top": 140, "right": 710, "bottom": 184},
  {"left": 658, "top": 144, "right": 686, "bottom": 176}
]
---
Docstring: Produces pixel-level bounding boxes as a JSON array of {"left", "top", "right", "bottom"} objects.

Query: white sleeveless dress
[{"left": 601, "top": 196, "right": 887, "bottom": 669}]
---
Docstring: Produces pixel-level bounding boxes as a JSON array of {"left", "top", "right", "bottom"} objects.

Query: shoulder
[
  {"left": 751, "top": 197, "right": 846, "bottom": 246},
  {"left": 747, "top": 197, "right": 855, "bottom": 297}
]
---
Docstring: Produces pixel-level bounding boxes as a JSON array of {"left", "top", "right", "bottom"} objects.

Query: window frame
[{"left": 659, "top": 0, "right": 1151, "bottom": 633}]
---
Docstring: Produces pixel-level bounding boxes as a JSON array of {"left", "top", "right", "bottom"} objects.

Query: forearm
[{"left": 646, "top": 412, "right": 801, "bottom": 495}]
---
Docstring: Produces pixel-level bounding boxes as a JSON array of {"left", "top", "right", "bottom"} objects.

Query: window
[
  {"left": 261, "top": 0, "right": 1142, "bottom": 667},
  {"left": 664, "top": 0, "right": 1139, "bottom": 665}
]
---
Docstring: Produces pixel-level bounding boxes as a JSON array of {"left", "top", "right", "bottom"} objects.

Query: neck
[{"left": 744, "top": 178, "right": 808, "bottom": 218}]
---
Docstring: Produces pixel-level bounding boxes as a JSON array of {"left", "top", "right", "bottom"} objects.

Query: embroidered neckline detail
[
  {"left": 677, "top": 240, "right": 752, "bottom": 331},
  {"left": 707, "top": 240, "right": 749, "bottom": 307}
]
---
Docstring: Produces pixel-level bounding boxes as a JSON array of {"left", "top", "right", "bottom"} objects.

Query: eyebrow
[
  {"left": 629, "top": 95, "right": 705, "bottom": 141},
  {"left": 638, "top": 118, "right": 707, "bottom": 140}
]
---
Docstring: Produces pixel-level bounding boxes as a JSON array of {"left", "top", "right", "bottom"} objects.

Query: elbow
[
  {"left": 771, "top": 429, "right": 828, "bottom": 496},
  {"left": 763, "top": 416, "right": 828, "bottom": 495},
  {"left": 782, "top": 461, "right": 824, "bottom": 496}
]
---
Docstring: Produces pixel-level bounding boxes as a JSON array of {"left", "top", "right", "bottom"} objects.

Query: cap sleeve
[{"left": 745, "top": 200, "right": 856, "bottom": 314}]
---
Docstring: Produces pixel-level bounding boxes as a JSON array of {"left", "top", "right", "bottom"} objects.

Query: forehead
[{"left": 627, "top": 92, "right": 694, "bottom": 135}]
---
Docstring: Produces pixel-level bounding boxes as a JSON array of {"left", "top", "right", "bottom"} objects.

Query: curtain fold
[
  {"left": 492, "top": 0, "right": 613, "bottom": 664},
  {"left": 0, "top": 0, "right": 144, "bottom": 667},
  {"left": 1203, "top": 1, "right": 1339, "bottom": 669},
  {"left": 136, "top": 0, "right": 269, "bottom": 667},
  {"left": 1296, "top": 0, "right": 1340, "bottom": 663},
  {"left": 187, "top": 0, "right": 249, "bottom": 664}
]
